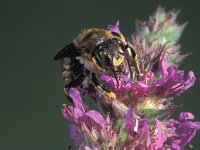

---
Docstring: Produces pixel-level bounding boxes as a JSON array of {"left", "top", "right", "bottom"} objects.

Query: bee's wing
[{"left": 53, "top": 43, "right": 80, "bottom": 60}]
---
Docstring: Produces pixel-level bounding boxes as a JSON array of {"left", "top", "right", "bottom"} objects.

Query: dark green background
[{"left": 0, "top": 0, "right": 199, "bottom": 149}]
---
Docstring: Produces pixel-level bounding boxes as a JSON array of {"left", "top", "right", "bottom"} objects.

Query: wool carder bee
[{"left": 54, "top": 28, "right": 141, "bottom": 111}]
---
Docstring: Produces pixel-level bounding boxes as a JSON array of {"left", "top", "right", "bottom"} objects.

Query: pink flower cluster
[
  {"left": 61, "top": 6, "right": 199, "bottom": 150},
  {"left": 62, "top": 88, "right": 200, "bottom": 149}
]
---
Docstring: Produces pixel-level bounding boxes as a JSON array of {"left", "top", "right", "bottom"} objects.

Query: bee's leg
[
  {"left": 122, "top": 50, "right": 134, "bottom": 80},
  {"left": 64, "top": 73, "right": 85, "bottom": 101},
  {"left": 129, "top": 47, "right": 142, "bottom": 77},
  {"left": 125, "top": 45, "right": 142, "bottom": 79},
  {"left": 91, "top": 73, "right": 128, "bottom": 112},
  {"left": 134, "top": 54, "right": 142, "bottom": 77},
  {"left": 91, "top": 73, "right": 114, "bottom": 98}
]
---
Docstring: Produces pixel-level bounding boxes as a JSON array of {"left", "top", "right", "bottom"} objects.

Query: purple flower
[
  {"left": 59, "top": 6, "right": 199, "bottom": 150},
  {"left": 154, "top": 57, "right": 196, "bottom": 98},
  {"left": 140, "top": 119, "right": 152, "bottom": 147},
  {"left": 178, "top": 112, "right": 194, "bottom": 122},
  {"left": 62, "top": 88, "right": 105, "bottom": 128},
  {"left": 84, "top": 146, "right": 99, "bottom": 150},
  {"left": 155, "top": 119, "right": 167, "bottom": 149},
  {"left": 101, "top": 59, "right": 195, "bottom": 101},
  {"left": 125, "top": 108, "right": 135, "bottom": 136},
  {"left": 166, "top": 112, "right": 200, "bottom": 149},
  {"left": 107, "top": 20, "right": 121, "bottom": 34},
  {"left": 69, "top": 124, "right": 81, "bottom": 147}
]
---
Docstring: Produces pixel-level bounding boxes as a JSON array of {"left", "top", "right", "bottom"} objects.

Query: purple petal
[
  {"left": 177, "top": 121, "right": 200, "bottom": 146},
  {"left": 146, "top": 124, "right": 151, "bottom": 147},
  {"left": 74, "top": 108, "right": 84, "bottom": 119},
  {"left": 141, "top": 71, "right": 154, "bottom": 83},
  {"left": 86, "top": 110, "right": 105, "bottom": 126},
  {"left": 138, "top": 118, "right": 151, "bottom": 147},
  {"left": 178, "top": 121, "right": 200, "bottom": 133},
  {"left": 166, "top": 119, "right": 179, "bottom": 129},
  {"left": 166, "top": 112, "right": 200, "bottom": 148},
  {"left": 84, "top": 146, "right": 99, "bottom": 150},
  {"left": 176, "top": 123, "right": 197, "bottom": 147},
  {"left": 159, "top": 56, "right": 168, "bottom": 75},
  {"left": 188, "top": 122, "right": 200, "bottom": 130},
  {"left": 167, "top": 66, "right": 178, "bottom": 77},
  {"left": 62, "top": 106, "right": 73, "bottom": 120},
  {"left": 100, "top": 74, "right": 118, "bottom": 90},
  {"left": 176, "top": 121, "right": 200, "bottom": 147},
  {"left": 171, "top": 143, "right": 181, "bottom": 150},
  {"left": 69, "top": 88, "right": 85, "bottom": 112},
  {"left": 120, "top": 75, "right": 132, "bottom": 90},
  {"left": 178, "top": 112, "right": 194, "bottom": 122},
  {"left": 155, "top": 119, "right": 167, "bottom": 149},
  {"left": 151, "top": 65, "right": 195, "bottom": 98},
  {"left": 69, "top": 124, "right": 81, "bottom": 147},
  {"left": 126, "top": 108, "right": 135, "bottom": 136},
  {"left": 135, "top": 144, "right": 144, "bottom": 150},
  {"left": 183, "top": 71, "right": 196, "bottom": 90},
  {"left": 107, "top": 20, "right": 121, "bottom": 34},
  {"left": 84, "top": 146, "right": 91, "bottom": 150},
  {"left": 100, "top": 74, "right": 132, "bottom": 93}
]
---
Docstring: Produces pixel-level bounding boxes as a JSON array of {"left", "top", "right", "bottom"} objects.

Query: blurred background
[{"left": 0, "top": 0, "right": 199, "bottom": 149}]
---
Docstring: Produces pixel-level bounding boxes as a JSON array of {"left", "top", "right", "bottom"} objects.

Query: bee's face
[{"left": 93, "top": 38, "right": 125, "bottom": 68}]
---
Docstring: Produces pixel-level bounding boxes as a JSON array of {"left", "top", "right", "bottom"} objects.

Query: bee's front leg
[
  {"left": 91, "top": 73, "right": 128, "bottom": 116},
  {"left": 91, "top": 73, "right": 116, "bottom": 100}
]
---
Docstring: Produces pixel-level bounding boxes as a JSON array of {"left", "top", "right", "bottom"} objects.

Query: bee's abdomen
[
  {"left": 61, "top": 57, "right": 84, "bottom": 85},
  {"left": 61, "top": 57, "right": 72, "bottom": 84}
]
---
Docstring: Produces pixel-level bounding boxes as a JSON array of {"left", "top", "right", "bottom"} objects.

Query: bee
[{"left": 54, "top": 28, "right": 141, "bottom": 109}]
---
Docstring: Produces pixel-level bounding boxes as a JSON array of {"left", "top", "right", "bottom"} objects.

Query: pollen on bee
[
  {"left": 107, "top": 91, "right": 116, "bottom": 99},
  {"left": 113, "top": 56, "right": 123, "bottom": 66}
]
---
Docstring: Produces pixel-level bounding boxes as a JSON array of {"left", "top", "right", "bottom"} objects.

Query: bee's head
[
  {"left": 95, "top": 38, "right": 124, "bottom": 66},
  {"left": 75, "top": 29, "right": 135, "bottom": 82},
  {"left": 93, "top": 38, "right": 132, "bottom": 84}
]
